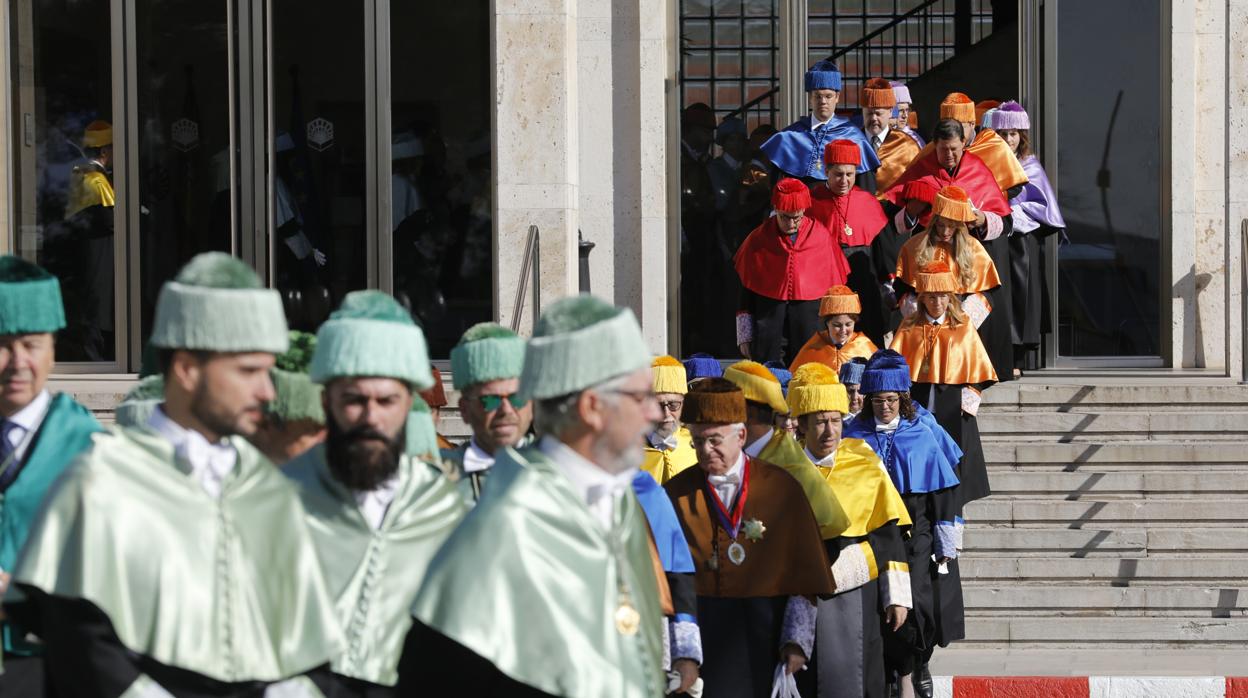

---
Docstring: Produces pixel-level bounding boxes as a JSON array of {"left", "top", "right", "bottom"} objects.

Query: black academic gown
[
  {"left": 804, "top": 523, "right": 907, "bottom": 698},
  {"left": 397, "top": 621, "right": 556, "bottom": 697},
  {"left": 975, "top": 217, "right": 1015, "bottom": 384},
  {"left": 7, "top": 593, "right": 344, "bottom": 698},
  {"left": 910, "top": 384, "right": 991, "bottom": 507},
  {"left": 870, "top": 212, "right": 923, "bottom": 336}
]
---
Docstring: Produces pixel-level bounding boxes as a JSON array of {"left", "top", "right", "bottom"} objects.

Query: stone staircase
[{"left": 953, "top": 378, "right": 1248, "bottom": 668}]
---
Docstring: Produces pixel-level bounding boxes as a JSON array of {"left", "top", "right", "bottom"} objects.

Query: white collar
[
  {"left": 462, "top": 438, "right": 495, "bottom": 474},
  {"left": 810, "top": 113, "right": 837, "bottom": 131},
  {"left": 744, "top": 428, "right": 774, "bottom": 458},
  {"left": 3, "top": 389, "right": 52, "bottom": 463},
  {"left": 539, "top": 435, "right": 634, "bottom": 529},
  {"left": 804, "top": 445, "right": 837, "bottom": 467},
  {"left": 5, "top": 389, "right": 51, "bottom": 432},
  {"left": 353, "top": 472, "right": 401, "bottom": 531},
  {"left": 147, "top": 407, "right": 238, "bottom": 498},
  {"left": 647, "top": 429, "right": 679, "bottom": 451},
  {"left": 875, "top": 415, "right": 901, "bottom": 432},
  {"left": 925, "top": 313, "right": 947, "bottom": 325},
  {"left": 870, "top": 124, "right": 890, "bottom": 144}
]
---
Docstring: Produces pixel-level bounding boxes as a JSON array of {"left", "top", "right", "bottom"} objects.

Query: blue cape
[
  {"left": 632, "top": 471, "right": 696, "bottom": 574},
  {"left": 914, "top": 404, "right": 964, "bottom": 469},
  {"left": 760, "top": 116, "right": 881, "bottom": 180},
  {"left": 843, "top": 415, "right": 960, "bottom": 494}
]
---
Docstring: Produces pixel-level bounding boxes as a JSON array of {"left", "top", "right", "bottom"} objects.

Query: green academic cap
[
  {"left": 148, "top": 252, "right": 288, "bottom": 353},
  {"left": 450, "top": 322, "right": 526, "bottom": 391},
  {"left": 518, "top": 294, "right": 650, "bottom": 402},
  {"left": 309, "top": 290, "right": 432, "bottom": 389},
  {"left": 267, "top": 330, "right": 324, "bottom": 425},
  {"left": 114, "top": 375, "right": 165, "bottom": 428},
  {"left": 405, "top": 395, "right": 440, "bottom": 459},
  {"left": 0, "top": 255, "right": 66, "bottom": 335}
]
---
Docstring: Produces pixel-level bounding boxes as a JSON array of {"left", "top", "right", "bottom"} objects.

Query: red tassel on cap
[
  {"left": 772, "top": 178, "right": 812, "bottom": 212},
  {"left": 823, "top": 139, "right": 861, "bottom": 167}
]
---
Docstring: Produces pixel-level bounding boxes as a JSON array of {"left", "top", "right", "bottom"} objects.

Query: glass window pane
[
  {"left": 713, "top": 52, "right": 742, "bottom": 79},
  {"left": 1056, "top": 0, "right": 1161, "bottom": 356},
  {"left": 271, "top": 0, "right": 367, "bottom": 331},
  {"left": 135, "top": 0, "right": 232, "bottom": 344},
  {"left": 390, "top": 0, "right": 493, "bottom": 357},
  {"left": 12, "top": 0, "right": 115, "bottom": 361},
  {"left": 685, "top": 50, "right": 712, "bottom": 79}
]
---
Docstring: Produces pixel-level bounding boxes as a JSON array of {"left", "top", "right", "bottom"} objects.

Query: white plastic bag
[{"left": 770, "top": 661, "right": 802, "bottom": 698}]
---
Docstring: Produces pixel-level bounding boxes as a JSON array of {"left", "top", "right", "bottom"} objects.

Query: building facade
[{"left": 0, "top": 0, "right": 1244, "bottom": 377}]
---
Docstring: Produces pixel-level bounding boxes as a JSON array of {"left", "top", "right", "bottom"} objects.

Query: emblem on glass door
[
  {"left": 307, "top": 117, "right": 334, "bottom": 151},
  {"left": 171, "top": 118, "right": 199, "bottom": 152}
]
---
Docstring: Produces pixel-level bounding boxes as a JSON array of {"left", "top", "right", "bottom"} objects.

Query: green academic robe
[
  {"left": 1, "top": 393, "right": 101, "bottom": 657},
  {"left": 283, "top": 444, "right": 466, "bottom": 686},
  {"left": 6, "top": 425, "right": 344, "bottom": 686},
  {"left": 406, "top": 445, "right": 666, "bottom": 697}
]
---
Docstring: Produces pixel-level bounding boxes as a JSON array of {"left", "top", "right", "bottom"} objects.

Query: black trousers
[{"left": 748, "top": 295, "right": 821, "bottom": 365}]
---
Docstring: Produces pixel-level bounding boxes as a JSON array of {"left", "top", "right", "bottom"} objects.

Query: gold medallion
[
  {"left": 728, "top": 541, "right": 747, "bottom": 566},
  {"left": 844, "top": 223, "right": 853, "bottom": 238},
  {"left": 615, "top": 603, "right": 641, "bottom": 636}
]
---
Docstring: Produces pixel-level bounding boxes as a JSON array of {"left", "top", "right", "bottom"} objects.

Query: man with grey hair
[
  {"left": 665, "top": 378, "right": 836, "bottom": 698},
  {"left": 400, "top": 294, "right": 669, "bottom": 697}
]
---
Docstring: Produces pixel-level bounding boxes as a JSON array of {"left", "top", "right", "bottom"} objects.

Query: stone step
[
  {"left": 983, "top": 382, "right": 1248, "bottom": 412},
  {"left": 960, "top": 556, "right": 1248, "bottom": 583},
  {"left": 982, "top": 441, "right": 1248, "bottom": 469},
  {"left": 963, "top": 528, "right": 1248, "bottom": 556},
  {"left": 931, "top": 646, "right": 1248, "bottom": 678},
  {"left": 986, "top": 470, "right": 1248, "bottom": 495},
  {"left": 977, "top": 411, "right": 1248, "bottom": 441},
  {"left": 962, "top": 585, "right": 1248, "bottom": 613},
  {"left": 963, "top": 616, "right": 1248, "bottom": 644},
  {"left": 965, "top": 499, "right": 1248, "bottom": 527}
]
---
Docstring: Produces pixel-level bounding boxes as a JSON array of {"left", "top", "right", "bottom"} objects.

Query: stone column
[
  {"left": 1227, "top": 0, "right": 1248, "bottom": 378},
  {"left": 587, "top": 0, "right": 670, "bottom": 352},
  {"left": 493, "top": 0, "right": 580, "bottom": 334}
]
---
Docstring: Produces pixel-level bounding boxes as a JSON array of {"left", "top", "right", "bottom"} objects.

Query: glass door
[
  {"left": 1047, "top": 0, "right": 1163, "bottom": 364},
  {"left": 9, "top": 0, "right": 121, "bottom": 367}
]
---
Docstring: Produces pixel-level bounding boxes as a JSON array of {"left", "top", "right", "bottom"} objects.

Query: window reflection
[
  {"left": 12, "top": 0, "right": 115, "bottom": 361},
  {"left": 390, "top": 0, "right": 492, "bottom": 357},
  {"left": 272, "top": 0, "right": 367, "bottom": 331},
  {"left": 135, "top": 0, "right": 232, "bottom": 342}
]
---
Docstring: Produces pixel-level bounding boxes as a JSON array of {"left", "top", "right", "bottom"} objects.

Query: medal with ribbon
[{"left": 706, "top": 459, "right": 752, "bottom": 567}]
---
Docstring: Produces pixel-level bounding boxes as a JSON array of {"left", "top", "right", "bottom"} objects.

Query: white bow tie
[
  {"left": 707, "top": 472, "right": 740, "bottom": 487},
  {"left": 179, "top": 435, "right": 236, "bottom": 498}
]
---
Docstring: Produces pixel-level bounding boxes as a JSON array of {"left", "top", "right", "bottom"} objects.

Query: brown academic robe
[{"left": 666, "top": 458, "right": 834, "bottom": 698}]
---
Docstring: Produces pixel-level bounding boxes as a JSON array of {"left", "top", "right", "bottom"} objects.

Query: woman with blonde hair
[{"left": 893, "top": 185, "right": 1006, "bottom": 378}]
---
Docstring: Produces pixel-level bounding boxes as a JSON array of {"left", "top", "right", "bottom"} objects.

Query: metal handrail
[
  {"left": 510, "top": 225, "right": 540, "bottom": 333},
  {"left": 1241, "top": 219, "right": 1247, "bottom": 383},
  {"left": 720, "top": 0, "right": 944, "bottom": 121}
]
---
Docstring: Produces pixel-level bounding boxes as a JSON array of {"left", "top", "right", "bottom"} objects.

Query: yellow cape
[
  {"left": 816, "top": 437, "right": 912, "bottom": 537},
  {"left": 641, "top": 427, "right": 699, "bottom": 484},
  {"left": 757, "top": 430, "right": 851, "bottom": 539},
  {"left": 65, "top": 167, "right": 115, "bottom": 219},
  {"left": 875, "top": 129, "right": 923, "bottom": 194}
]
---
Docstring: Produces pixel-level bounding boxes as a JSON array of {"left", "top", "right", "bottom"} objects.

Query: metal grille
[
  {"left": 807, "top": 0, "right": 994, "bottom": 109},
  {"left": 679, "top": 0, "right": 781, "bottom": 133},
  {"left": 678, "top": 0, "right": 997, "bottom": 131}
]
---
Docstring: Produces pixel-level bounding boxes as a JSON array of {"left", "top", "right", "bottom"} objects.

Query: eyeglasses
[
  {"left": 478, "top": 393, "right": 527, "bottom": 412},
  {"left": 658, "top": 400, "right": 684, "bottom": 414},
  {"left": 690, "top": 435, "right": 729, "bottom": 449},
  {"left": 870, "top": 396, "right": 900, "bottom": 406}
]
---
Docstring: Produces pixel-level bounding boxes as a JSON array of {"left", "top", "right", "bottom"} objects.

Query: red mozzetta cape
[
  {"left": 808, "top": 186, "right": 889, "bottom": 247},
  {"left": 734, "top": 216, "right": 850, "bottom": 302},
  {"left": 880, "top": 150, "right": 1010, "bottom": 225}
]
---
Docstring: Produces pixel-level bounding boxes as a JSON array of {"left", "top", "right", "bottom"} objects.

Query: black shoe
[{"left": 913, "top": 664, "right": 933, "bottom": 698}]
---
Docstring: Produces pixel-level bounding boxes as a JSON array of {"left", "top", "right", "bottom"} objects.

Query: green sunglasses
[{"left": 478, "top": 393, "right": 527, "bottom": 411}]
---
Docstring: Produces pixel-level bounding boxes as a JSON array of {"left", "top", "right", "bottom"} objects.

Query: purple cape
[{"left": 1010, "top": 155, "right": 1066, "bottom": 234}]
